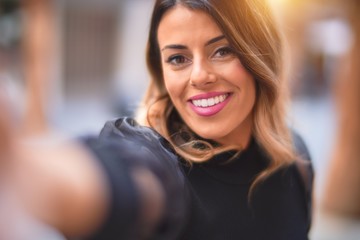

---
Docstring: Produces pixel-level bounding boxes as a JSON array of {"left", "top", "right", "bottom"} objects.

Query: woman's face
[{"left": 157, "top": 5, "right": 256, "bottom": 148}]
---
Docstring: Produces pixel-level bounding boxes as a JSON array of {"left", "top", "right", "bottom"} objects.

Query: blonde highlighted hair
[{"left": 136, "top": 0, "right": 296, "bottom": 190}]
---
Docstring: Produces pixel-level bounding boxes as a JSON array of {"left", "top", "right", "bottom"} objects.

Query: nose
[{"left": 189, "top": 60, "right": 216, "bottom": 87}]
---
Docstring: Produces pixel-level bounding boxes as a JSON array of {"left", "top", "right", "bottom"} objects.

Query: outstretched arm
[
  {"left": 9, "top": 137, "right": 110, "bottom": 238},
  {"left": 0, "top": 98, "right": 168, "bottom": 239}
]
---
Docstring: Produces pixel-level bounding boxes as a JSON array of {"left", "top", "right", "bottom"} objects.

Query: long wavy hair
[{"left": 136, "top": 0, "right": 296, "bottom": 190}]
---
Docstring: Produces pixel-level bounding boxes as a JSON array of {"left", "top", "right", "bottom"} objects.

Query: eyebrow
[
  {"left": 161, "top": 35, "right": 226, "bottom": 51},
  {"left": 205, "top": 35, "right": 225, "bottom": 46}
]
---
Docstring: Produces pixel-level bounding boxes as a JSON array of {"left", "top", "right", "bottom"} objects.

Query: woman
[
  {"left": 2, "top": 0, "right": 312, "bottom": 239},
  {"left": 130, "top": 0, "right": 313, "bottom": 239}
]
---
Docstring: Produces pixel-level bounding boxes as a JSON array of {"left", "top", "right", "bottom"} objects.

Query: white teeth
[
  {"left": 192, "top": 94, "right": 228, "bottom": 107},
  {"left": 208, "top": 98, "right": 215, "bottom": 106},
  {"left": 201, "top": 99, "right": 208, "bottom": 107}
]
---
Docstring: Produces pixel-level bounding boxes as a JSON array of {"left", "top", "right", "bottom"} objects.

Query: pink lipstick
[{"left": 188, "top": 92, "right": 232, "bottom": 117}]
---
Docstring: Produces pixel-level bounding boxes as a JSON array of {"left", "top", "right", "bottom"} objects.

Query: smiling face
[{"left": 157, "top": 5, "right": 256, "bottom": 148}]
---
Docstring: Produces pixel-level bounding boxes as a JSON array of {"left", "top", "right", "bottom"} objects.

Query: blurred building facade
[{"left": 1, "top": 0, "right": 154, "bottom": 135}]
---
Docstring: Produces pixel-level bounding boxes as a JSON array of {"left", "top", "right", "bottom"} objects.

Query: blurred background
[{"left": 0, "top": 0, "right": 358, "bottom": 239}]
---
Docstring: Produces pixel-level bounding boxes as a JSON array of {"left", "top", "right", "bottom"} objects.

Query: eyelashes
[
  {"left": 164, "top": 45, "right": 235, "bottom": 68},
  {"left": 165, "top": 55, "right": 189, "bottom": 66},
  {"left": 213, "top": 46, "right": 234, "bottom": 58}
]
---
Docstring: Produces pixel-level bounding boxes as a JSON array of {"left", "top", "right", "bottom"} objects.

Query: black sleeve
[
  {"left": 81, "top": 137, "right": 140, "bottom": 240},
  {"left": 99, "top": 118, "right": 189, "bottom": 240},
  {"left": 77, "top": 117, "right": 188, "bottom": 240}
]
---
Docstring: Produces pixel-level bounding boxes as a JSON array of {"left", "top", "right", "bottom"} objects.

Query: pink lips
[{"left": 188, "top": 92, "right": 232, "bottom": 117}]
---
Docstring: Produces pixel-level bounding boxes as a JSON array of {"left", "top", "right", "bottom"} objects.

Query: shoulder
[
  {"left": 290, "top": 130, "right": 313, "bottom": 184},
  {"left": 291, "top": 130, "right": 311, "bottom": 162},
  {"left": 290, "top": 130, "right": 313, "bottom": 192},
  {"left": 100, "top": 117, "right": 162, "bottom": 141},
  {"left": 99, "top": 117, "right": 176, "bottom": 155},
  {"left": 98, "top": 117, "right": 183, "bottom": 184},
  {"left": 290, "top": 130, "right": 314, "bottom": 232}
]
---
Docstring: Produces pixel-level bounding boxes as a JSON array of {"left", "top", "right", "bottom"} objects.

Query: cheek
[
  {"left": 229, "top": 61, "right": 252, "bottom": 84},
  {"left": 163, "top": 70, "right": 187, "bottom": 100},
  {"left": 227, "top": 63, "right": 256, "bottom": 97},
  {"left": 163, "top": 72, "right": 175, "bottom": 97}
]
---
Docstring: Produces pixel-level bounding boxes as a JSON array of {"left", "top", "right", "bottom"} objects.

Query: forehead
[{"left": 157, "top": 5, "right": 223, "bottom": 46}]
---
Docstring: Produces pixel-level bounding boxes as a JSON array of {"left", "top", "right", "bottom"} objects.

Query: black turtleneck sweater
[
  {"left": 96, "top": 118, "right": 313, "bottom": 240},
  {"left": 178, "top": 135, "right": 313, "bottom": 240}
]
